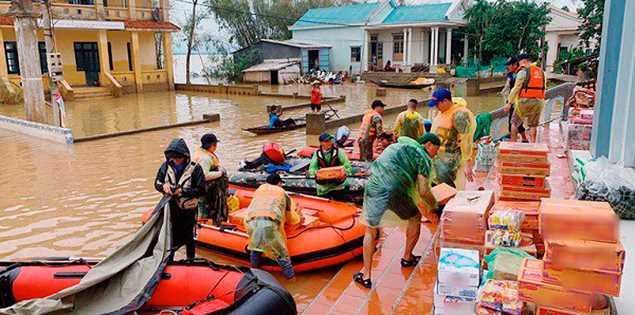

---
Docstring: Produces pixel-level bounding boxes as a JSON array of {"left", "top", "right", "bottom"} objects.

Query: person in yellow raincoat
[
  {"left": 244, "top": 174, "right": 303, "bottom": 279},
  {"left": 192, "top": 133, "right": 228, "bottom": 226},
  {"left": 354, "top": 136, "right": 438, "bottom": 289},
  {"left": 393, "top": 99, "right": 425, "bottom": 140},
  {"left": 428, "top": 88, "right": 476, "bottom": 190}
]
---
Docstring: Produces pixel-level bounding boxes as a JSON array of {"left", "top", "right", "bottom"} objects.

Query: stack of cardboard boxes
[
  {"left": 567, "top": 109, "right": 594, "bottom": 151},
  {"left": 518, "top": 199, "right": 624, "bottom": 314},
  {"left": 434, "top": 247, "right": 481, "bottom": 315},
  {"left": 439, "top": 190, "right": 495, "bottom": 256},
  {"left": 497, "top": 142, "right": 551, "bottom": 201}
]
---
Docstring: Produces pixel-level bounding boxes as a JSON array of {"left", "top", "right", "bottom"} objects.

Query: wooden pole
[{"left": 10, "top": 0, "right": 47, "bottom": 123}]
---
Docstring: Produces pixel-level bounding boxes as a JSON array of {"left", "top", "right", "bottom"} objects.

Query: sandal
[
  {"left": 400, "top": 255, "right": 421, "bottom": 268},
  {"left": 353, "top": 272, "right": 372, "bottom": 289}
]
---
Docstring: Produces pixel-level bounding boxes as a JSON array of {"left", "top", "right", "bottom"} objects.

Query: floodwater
[{"left": 0, "top": 83, "right": 501, "bottom": 310}]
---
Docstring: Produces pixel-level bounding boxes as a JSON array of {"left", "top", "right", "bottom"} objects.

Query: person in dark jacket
[{"left": 154, "top": 138, "right": 206, "bottom": 260}]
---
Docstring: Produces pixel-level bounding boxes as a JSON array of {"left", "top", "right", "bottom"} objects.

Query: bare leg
[
  {"left": 403, "top": 216, "right": 421, "bottom": 261},
  {"left": 529, "top": 127, "right": 538, "bottom": 143},
  {"left": 520, "top": 131, "right": 529, "bottom": 142},
  {"left": 362, "top": 227, "right": 379, "bottom": 280},
  {"left": 510, "top": 124, "right": 519, "bottom": 142}
]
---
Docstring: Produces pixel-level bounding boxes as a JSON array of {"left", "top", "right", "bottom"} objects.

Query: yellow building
[{"left": 0, "top": 0, "right": 177, "bottom": 99}]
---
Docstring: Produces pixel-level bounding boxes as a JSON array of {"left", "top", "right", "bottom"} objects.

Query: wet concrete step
[
  {"left": 73, "top": 87, "right": 113, "bottom": 99},
  {"left": 302, "top": 223, "right": 437, "bottom": 315}
]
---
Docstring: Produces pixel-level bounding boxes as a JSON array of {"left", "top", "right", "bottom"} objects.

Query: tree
[
  {"left": 207, "top": 0, "right": 351, "bottom": 49},
  {"left": 182, "top": 0, "right": 210, "bottom": 85},
  {"left": 578, "top": 0, "right": 604, "bottom": 52},
  {"left": 200, "top": 42, "right": 258, "bottom": 83},
  {"left": 464, "top": 0, "right": 551, "bottom": 64}
]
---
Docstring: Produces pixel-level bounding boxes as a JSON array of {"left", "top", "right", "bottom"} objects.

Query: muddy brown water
[{"left": 0, "top": 83, "right": 501, "bottom": 309}]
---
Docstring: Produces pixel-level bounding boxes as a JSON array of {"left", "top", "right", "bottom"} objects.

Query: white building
[{"left": 545, "top": 5, "right": 589, "bottom": 72}]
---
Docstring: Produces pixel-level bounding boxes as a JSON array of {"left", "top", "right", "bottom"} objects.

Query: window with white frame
[{"left": 351, "top": 46, "right": 361, "bottom": 62}]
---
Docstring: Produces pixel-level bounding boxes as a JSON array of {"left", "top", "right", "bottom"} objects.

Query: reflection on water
[{"left": 0, "top": 83, "right": 502, "bottom": 311}]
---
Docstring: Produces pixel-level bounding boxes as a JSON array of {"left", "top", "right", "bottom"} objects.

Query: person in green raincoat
[
  {"left": 308, "top": 132, "right": 353, "bottom": 199},
  {"left": 393, "top": 99, "right": 425, "bottom": 140},
  {"left": 353, "top": 136, "right": 438, "bottom": 289}
]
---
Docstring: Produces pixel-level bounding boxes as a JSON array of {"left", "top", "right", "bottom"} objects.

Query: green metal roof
[
  {"left": 382, "top": 3, "right": 451, "bottom": 24},
  {"left": 292, "top": 2, "right": 380, "bottom": 28}
]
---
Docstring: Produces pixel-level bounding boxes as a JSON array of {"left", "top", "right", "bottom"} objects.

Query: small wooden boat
[
  {"left": 371, "top": 78, "right": 435, "bottom": 89},
  {"left": 243, "top": 109, "right": 338, "bottom": 135},
  {"left": 0, "top": 257, "right": 296, "bottom": 315},
  {"left": 143, "top": 185, "right": 365, "bottom": 272}
]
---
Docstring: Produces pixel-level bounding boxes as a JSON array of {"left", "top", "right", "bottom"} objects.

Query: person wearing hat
[
  {"left": 310, "top": 80, "right": 322, "bottom": 113},
  {"left": 428, "top": 87, "right": 476, "bottom": 190},
  {"left": 501, "top": 56, "right": 528, "bottom": 142},
  {"left": 308, "top": 132, "right": 353, "bottom": 198},
  {"left": 506, "top": 53, "right": 546, "bottom": 143},
  {"left": 393, "top": 98, "right": 425, "bottom": 140},
  {"left": 358, "top": 100, "right": 386, "bottom": 161},
  {"left": 154, "top": 138, "right": 206, "bottom": 260},
  {"left": 244, "top": 174, "right": 303, "bottom": 279},
  {"left": 418, "top": 133, "right": 441, "bottom": 159},
  {"left": 354, "top": 136, "right": 437, "bottom": 289},
  {"left": 193, "top": 133, "right": 228, "bottom": 226},
  {"left": 374, "top": 131, "right": 396, "bottom": 156}
]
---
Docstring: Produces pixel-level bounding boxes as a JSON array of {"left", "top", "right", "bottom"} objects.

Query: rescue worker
[
  {"left": 310, "top": 81, "right": 322, "bottom": 113},
  {"left": 193, "top": 133, "right": 228, "bottom": 226},
  {"left": 358, "top": 100, "right": 386, "bottom": 161},
  {"left": 374, "top": 131, "right": 395, "bottom": 156},
  {"left": 501, "top": 56, "right": 527, "bottom": 142},
  {"left": 418, "top": 133, "right": 441, "bottom": 159},
  {"left": 354, "top": 136, "right": 437, "bottom": 289},
  {"left": 393, "top": 99, "right": 425, "bottom": 140},
  {"left": 154, "top": 138, "right": 206, "bottom": 260},
  {"left": 506, "top": 54, "right": 546, "bottom": 143},
  {"left": 308, "top": 132, "right": 353, "bottom": 199},
  {"left": 245, "top": 174, "right": 303, "bottom": 279},
  {"left": 428, "top": 88, "right": 476, "bottom": 190}
]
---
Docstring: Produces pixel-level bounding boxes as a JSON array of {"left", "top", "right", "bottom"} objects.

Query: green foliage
[
  {"left": 207, "top": 0, "right": 351, "bottom": 48},
  {"left": 553, "top": 47, "right": 587, "bottom": 74},
  {"left": 464, "top": 0, "right": 551, "bottom": 64},
  {"left": 201, "top": 43, "right": 258, "bottom": 83},
  {"left": 578, "top": 0, "right": 604, "bottom": 52}
]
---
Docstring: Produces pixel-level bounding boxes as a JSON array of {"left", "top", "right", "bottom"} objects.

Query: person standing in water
[
  {"left": 393, "top": 99, "right": 425, "bottom": 140},
  {"left": 193, "top": 133, "right": 228, "bottom": 226},
  {"left": 310, "top": 81, "right": 322, "bottom": 113},
  {"left": 155, "top": 138, "right": 206, "bottom": 260}
]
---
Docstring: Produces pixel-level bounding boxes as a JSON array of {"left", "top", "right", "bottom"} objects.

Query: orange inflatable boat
[
  {"left": 0, "top": 258, "right": 296, "bottom": 315},
  {"left": 142, "top": 185, "right": 365, "bottom": 272}
]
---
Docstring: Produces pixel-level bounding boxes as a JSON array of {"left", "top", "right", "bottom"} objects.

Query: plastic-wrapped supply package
[
  {"left": 576, "top": 157, "right": 635, "bottom": 219},
  {"left": 491, "top": 201, "right": 540, "bottom": 232},
  {"left": 437, "top": 248, "right": 481, "bottom": 299},
  {"left": 488, "top": 210, "right": 524, "bottom": 232},
  {"left": 475, "top": 137, "right": 497, "bottom": 173},
  {"left": 484, "top": 247, "right": 535, "bottom": 281},
  {"left": 477, "top": 280, "right": 523, "bottom": 315}
]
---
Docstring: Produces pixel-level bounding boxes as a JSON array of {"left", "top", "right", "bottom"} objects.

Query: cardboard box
[
  {"left": 432, "top": 183, "right": 458, "bottom": 205},
  {"left": 434, "top": 281, "right": 478, "bottom": 312},
  {"left": 498, "top": 142, "right": 549, "bottom": 159},
  {"left": 499, "top": 161, "right": 551, "bottom": 176},
  {"left": 543, "top": 261, "right": 622, "bottom": 296},
  {"left": 437, "top": 238, "right": 485, "bottom": 258},
  {"left": 501, "top": 183, "right": 551, "bottom": 201},
  {"left": 492, "top": 200, "right": 540, "bottom": 231},
  {"left": 441, "top": 191, "right": 494, "bottom": 244},
  {"left": 539, "top": 199, "right": 619, "bottom": 243},
  {"left": 518, "top": 259, "right": 593, "bottom": 314},
  {"left": 536, "top": 305, "right": 584, "bottom": 315},
  {"left": 438, "top": 248, "right": 481, "bottom": 288},
  {"left": 436, "top": 280, "right": 478, "bottom": 299},
  {"left": 544, "top": 239, "right": 625, "bottom": 273},
  {"left": 500, "top": 174, "right": 547, "bottom": 188}
]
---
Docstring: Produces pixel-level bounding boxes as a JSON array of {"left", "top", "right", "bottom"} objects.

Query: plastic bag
[
  {"left": 484, "top": 248, "right": 534, "bottom": 281},
  {"left": 488, "top": 210, "right": 525, "bottom": 232},
  {"left": 576, "top": 157, "right": 635, "bottom": 219},
  {"left": 477, "top": 280, "right": 523, "bottom": 315},
  {"left": 475, "top": 137, "right": 496, "bottom": 173}
]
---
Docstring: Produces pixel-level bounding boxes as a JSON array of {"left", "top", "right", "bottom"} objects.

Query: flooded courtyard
[{"left": 0, "top": 83, "right": 502, "bottom": 310}]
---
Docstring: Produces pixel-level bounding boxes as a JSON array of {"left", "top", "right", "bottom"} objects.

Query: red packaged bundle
[
  {"left": 539, "top": 199, "right": 619, "bottom": 243},
  {"left": 499, "top": 162, "right": 551, "bottom": 177},
  {"left": 497, "top": 142, "right": 549, "bottom": 164},
  {"left": 501, "top": 183, "right": 551, "bottom": 201},
  {"left": 544, "top": 239, "right": 625, "bottom": 272},
  {"left": 500, "top": 174, "right": 547, "bottom": 188}
]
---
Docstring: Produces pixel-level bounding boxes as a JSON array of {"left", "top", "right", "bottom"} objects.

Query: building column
[
  {"left": 0, "top": 30, "right": 8, "bottom": 77},
  {"left": 446, "top": 28, "right": 452, "bottom": 65},
  {"left": 403, "top": 28, "right": 407, "bottom": 66},
  {"left": 130, "top": 31, "right": 143, "bottom": 93},
  {"left": 95, "top": 0, "right": 105, "bottom": 20},
  {"left": 407, "top": 27, "right": 413, "bottom": 67},
  {"left": 128, "top": 0, "right": 136, "bottom": 19},
  {"left": 363, "top": 29, "right": 369, "bottom": 72},
  {"left": 159, "top": 0, "right": 169, "bottom": 21},
  {"left": 463, "top": 32, "right": 469, "bottom": 65},
  {"left": 162, "top": 32, "right": 174, "bottom": 90},
  {"left": 430, "top": 27, "right": 439, "bottom": 70},
  {"left": 97, "top": 30, "right": 110, "bottom": 86}
]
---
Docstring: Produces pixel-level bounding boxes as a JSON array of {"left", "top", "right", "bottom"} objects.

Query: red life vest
[{"left": 519, "top": 65, "right": 546, "bottom": 99}]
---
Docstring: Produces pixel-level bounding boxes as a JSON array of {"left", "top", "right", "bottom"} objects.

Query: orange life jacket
[
  {"left": 245, "top": 184, "right": 290, "bottom": 223},
  {"left": 359, "top": 110, "right": 381, "bottom": 139},
  {"left": 519, "top": 65, "right": 545, "bottom": 99}
]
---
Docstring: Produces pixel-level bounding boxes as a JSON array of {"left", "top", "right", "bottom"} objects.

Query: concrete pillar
[
  {"left": 0, "top": 30, "right": 7, "bottom": 77},
  {"left": 363, "top": 30, "right": 369, "bottom": 72},
  {"left": 545, "top": 33, "right": 559, "bottom": 72},
  {"left": 130, "top": 31, "right": 143, "bottom": 93},
  {"left": 434, "top": 27, "right": 439, "bottom": 66},
  {"left": 12, "top": 0, "right": 46, "bottom": 123},
  {"left": 128, "top": 0, "right": 136, "bottom": 19},
  {"left": 429, "top": 28, "right": 435, "bottom": 67},
  {"left": 422, "top": 29, "right": 430, "bottom": 65},
  {"left": 463, "top": 32, "right": 469, "bottom": 65},
  {"left": 159, "top": 0, "right": 169, "bottom": 21},
  {"left": 407, "top": 27, "right": 413, "bottom": 67},
  {"left": 446, "top": 28, "right": 452, "bottom": 65},
  {"left": 94, "top": 0, "right": 105, "bottom": 20},
  {"left": 403, "top": 28, "right": 407, "bottom": 66},
  {"left": 162, "top": 32, "right": 174, "bottom": 90},
  {"left": 306, "top": 113, "right": 326, "bottom": 147},
  {"left": 97, "top": 30, "right": 110, "bottom": 86}
]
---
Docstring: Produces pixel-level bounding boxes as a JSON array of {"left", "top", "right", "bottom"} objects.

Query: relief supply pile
[{"left": 497, "top": 142, "right": 551, "bottom": 201}]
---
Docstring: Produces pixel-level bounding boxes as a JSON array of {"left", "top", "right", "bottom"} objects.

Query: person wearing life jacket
[
  {"left": 193, "top": 133, "right": 228, "bottom": 226},
  {"left": 393, "top": 99, "right": 425, "bottom": 140},
  {"left": 358, "top": 100, "right": 386, "bottom": 161},
  {"left": 354, "top": 136, "right": 437, "bottom": 289},
  {"left": 308, "top": 132, "right": 353, "bottom": 198},
  {"left": 310, "top": 81, "right": 322, "bottom": 113},
  {"left": 428, "top": 88, "right": 476, "bottom": 190},
  {"left": 501, "top": 56, "right": 528, "bottom": 142},
  {"left": 154, "top": 138, "right": 206, "bottom": 260},
  {"left": 245, "top": 174, "right": 303, "bottom": 279},
  {"left": 507, "top": 53, "right": 546, "bottom": 143}
]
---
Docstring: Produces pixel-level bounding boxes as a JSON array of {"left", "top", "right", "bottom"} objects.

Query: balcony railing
[{"left": 0, "top": 1, "right": 165, "bottom": 21}]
